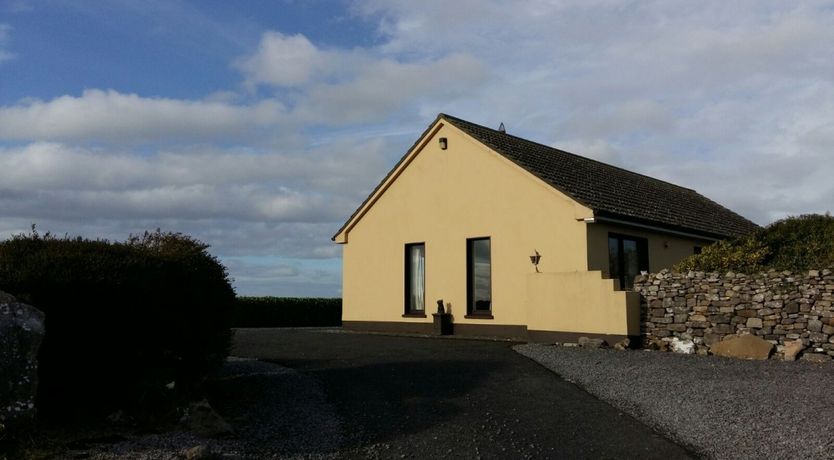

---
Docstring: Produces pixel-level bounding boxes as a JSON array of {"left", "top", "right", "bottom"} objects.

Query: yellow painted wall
[
  {"left": 525, "top": 271, "right": 641, "bottom": 335},
  {"left": 586, "top": 221, "right": 712, "bottom": 281},
  {"left": 340, "top": 121, "right": 593, "bottom": 326}
]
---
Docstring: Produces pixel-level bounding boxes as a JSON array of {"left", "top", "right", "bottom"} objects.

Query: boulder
[
  {"left": 646, "top": 337, "right": 669, "bottom": 352},
  {"left": 0, "top": 290, "right": 46, "bottom": 434},
  {"left": 782, "top": 340, "right": 805, "bottom": 362},
  {"left": 670, "top": 337, "right": 695, "bottom": 354},
  {"left": 577, "top": 337, "right": 605, "bottom": 349},
  {"left": 801, "top": 353, "right": 831, "bottom": 364},
  {"left": 183, "top": 445, "right": 214, "bottom": 460},
  {"left": 0, "top": 290, "right": 14, "bottom": 303},
  {"left": 613, "top": 338, "right": 630, "bottom": 351},
  {"left": 709, "top": 334, "right": 773, "bottom": 360},
  {"left": 181, "top": 399, "right": 233, "bottom": 438}
]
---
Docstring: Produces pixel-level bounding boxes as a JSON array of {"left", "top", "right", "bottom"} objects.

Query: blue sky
[
  {"left": 2, "top": 0, "right": 833, "bottom": 296},
  {"left": 1, "top": 1, "right": 380, "bottom": 104}
]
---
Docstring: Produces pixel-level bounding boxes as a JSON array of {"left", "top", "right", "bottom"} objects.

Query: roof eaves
[
  {"left": 592, "top": 210, "right": 738, "bottom": 241},
  {"left": 331, "top": 114, "right": 446, "bottom": 242}
]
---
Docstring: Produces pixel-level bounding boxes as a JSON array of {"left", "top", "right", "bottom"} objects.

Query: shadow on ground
[
  {"left": 298, "top": 359, "right": 497, "bottom": 448},
  {"left": 229, "top": 328, "right": 695, "bottom": 459}
]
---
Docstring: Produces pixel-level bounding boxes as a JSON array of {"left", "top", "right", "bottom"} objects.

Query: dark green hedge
[
  {"left": 676, "top": 214, "right": 834, "bottom": 273},
  {"left": 232, "top": 297, "right": 342, "bottom": 327},
  {"left": 0, "top": 228, "right": 235, "bottom": 419}
]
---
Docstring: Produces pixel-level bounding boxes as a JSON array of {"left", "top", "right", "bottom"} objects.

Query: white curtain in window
[{"left": 411, "top": 245, "right": 425, "bottom": 311}]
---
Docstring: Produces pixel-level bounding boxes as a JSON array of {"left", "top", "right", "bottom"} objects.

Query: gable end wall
[{"left": 342, "top": 123, "right": 592, "bottom": 326}]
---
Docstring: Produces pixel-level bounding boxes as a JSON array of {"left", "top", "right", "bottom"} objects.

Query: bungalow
[{"left": 332, "top": 114, "right": 758, "bottom": 342}]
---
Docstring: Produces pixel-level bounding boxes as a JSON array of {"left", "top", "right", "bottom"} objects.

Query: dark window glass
[
  {"left": 608, "top": 237, "right": 620, "bottom": 281},
  {"left": 467, "top": 238, "right": 491, "bottom": 314},
  {"left": 608, "top": 234, "right": 648, "bottom": 290},
  {"left": 404, "top": 243, "right": 425, "bottom": 313}
]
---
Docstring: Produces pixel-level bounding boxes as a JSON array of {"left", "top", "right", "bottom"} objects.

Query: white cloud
[
  {"left": 350, "top": 0, "right": 834, "bottom": 225},
  {"left": 235, "top": 32, "right": 327, "bottom": 87},
  {"left": 235, "top": 30, "right": 486, "bottom": 124},
  {"left": 6, "top": 1, "right": 834, "bottom": 294},
  {"left": 0, "top": 133, "right": 393, "bottom": 296},
  {"left": 0, "top": 89, "right": 287, "bottom": 142},
  {"left": 554, "top": 138, "right": 624, "bottom": 166},
  {"left": 0, "top": 139, "right": 390, "bottom": 222},
  {"left": 297, "top": 53, "right": 485, "bottom": 124},
  {"left": 222, "top": 256, "right": 340, "bottom": 296},
  {"left": 0, "top": 24, "right": 14, "bottom": 63}
]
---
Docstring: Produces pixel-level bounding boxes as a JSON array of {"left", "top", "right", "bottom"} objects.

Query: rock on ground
[
  {"left": 181, "top": 399, "right": 233, "bottom": 438},
  {"left": 709, "top": 334, "right": 773, "bottom": 360},
  {"left": 0, "top": 290, "right": 45, "bottom": 435},
  {"left": 669, "top": 337, "right": 694, "bottom": 354},
  {"left": 781, "top": 340, "right": 805, "bottom": 361}
]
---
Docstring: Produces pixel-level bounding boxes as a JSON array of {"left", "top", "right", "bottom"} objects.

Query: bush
[
  {"left": 0, "top": 228, "right": 235, "bottom": 420},
  {"left": 674, "top": 237, "right": 770, "bottom": 273},
  {"left": 232, "top": 297, "right": 341, "bottom": 327},
  {"left": 675, "top": 214, "right": 834, "bottom": 273}
]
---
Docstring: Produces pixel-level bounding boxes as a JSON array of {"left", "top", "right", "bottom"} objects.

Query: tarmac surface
[{"left": 229, "top": 328, "right": 694, "bottom": 459}]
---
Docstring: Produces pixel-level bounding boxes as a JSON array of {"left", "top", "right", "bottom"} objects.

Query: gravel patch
[
  {"left": 514, "top": 344, "right": 834, "bottom": 460},
  {"left": 74, "top": 357, "right": 343, "bottom": 460}
]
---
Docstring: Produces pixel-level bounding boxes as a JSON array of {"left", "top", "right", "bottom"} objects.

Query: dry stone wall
[{"left": 633, "top": 269, "right": 834, "bottom": 361}]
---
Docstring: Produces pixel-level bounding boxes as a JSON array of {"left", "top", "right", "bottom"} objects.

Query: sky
[{"left": 1, "top": 1, "right": 833, "bottom": 297}]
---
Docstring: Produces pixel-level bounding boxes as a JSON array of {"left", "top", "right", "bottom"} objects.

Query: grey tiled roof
[{"left": 441, "top": 114, "right": 759, "bottom": 239}]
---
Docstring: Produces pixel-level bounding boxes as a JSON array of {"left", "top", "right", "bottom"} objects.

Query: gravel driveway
[
  {"left": 73, "top": 357, "right": 342, "bottom": 459},
  {"left": 514, "top": 344, "right": 834, "bottom": 460}
]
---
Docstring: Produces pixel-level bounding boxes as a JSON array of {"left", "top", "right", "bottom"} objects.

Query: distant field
[{"left": 232, "top": 297, "right": 342, "bottom": 327}]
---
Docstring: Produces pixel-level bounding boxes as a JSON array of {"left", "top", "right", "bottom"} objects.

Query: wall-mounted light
[
  {"left": 439, "top": 137, "right": 448, "bottom": 150},
  {"left": 529, "top": 250, "right": 541, "bottom": 273}
]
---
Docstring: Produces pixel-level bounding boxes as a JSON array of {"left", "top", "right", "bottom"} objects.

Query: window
[
  {"left": 467, "top": 237, "right": 492, "bottom": 316},
  {"left": 404, "top": 243, "right": 425, "bottom": 314},
  {"left": 608, "top": 233, "right": 648, "bottom": 290}
]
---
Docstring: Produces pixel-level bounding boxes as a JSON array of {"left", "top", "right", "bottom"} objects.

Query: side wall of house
[
  {"left": 341, "top": 122, "right": 592, "bottom": 332},
  {"left": 586, "top": 222, "right": 713, "bottom": 282}
]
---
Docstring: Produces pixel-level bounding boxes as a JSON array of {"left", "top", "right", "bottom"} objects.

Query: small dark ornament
[{"left": 436, "top": 299, "right": 445, "bottom": 314}]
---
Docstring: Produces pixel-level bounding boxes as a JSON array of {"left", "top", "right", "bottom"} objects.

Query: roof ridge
[
  {"left": 334, "top": 114, "right": 758, "bottom": 242},
  {"left": 439, "top": 113, "right": 697, "bottom": 193}
]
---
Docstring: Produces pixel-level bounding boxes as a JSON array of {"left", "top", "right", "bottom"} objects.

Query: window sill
[
  {"left": 464, "top": 314, "right": 494, "bottom": 320},
  {"left": 402, "top": 313, "right": 427, "bottom": 318}
]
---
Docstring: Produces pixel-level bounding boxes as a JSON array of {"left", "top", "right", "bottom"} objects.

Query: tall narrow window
[
  {"left": 608, "top": 233, "right": 648, "bottom": 290},
  {"left": 404, "top": 243, "right": 425, "bottom": 314},
  {"left": 467, "top": 237, "right": 492, "bottom": 316}
]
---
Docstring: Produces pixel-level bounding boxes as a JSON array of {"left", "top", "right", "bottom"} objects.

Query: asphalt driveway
[{"left": 230, "top": 328, "right": 693, "bottom": 459}]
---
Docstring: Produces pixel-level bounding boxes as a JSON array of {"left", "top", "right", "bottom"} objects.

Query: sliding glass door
[{"left": 608, "top": 234, "right": 648, "bottom": 290}]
